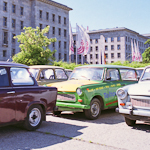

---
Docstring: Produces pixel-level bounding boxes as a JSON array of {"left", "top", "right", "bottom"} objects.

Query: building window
[
  {"left": 64, "top": 29, "right": 67, "bottom": 37},
  {"left": 12, "top": 4, "right": 16, "bottom": 13},
  {"left": 96, "top": 54, "right": 98, "bottom": 59},
  {"left": 64, "top": 54, "right": 67, "bottom": 61},
  {"left": 64, "top": 17, "right": 66, "bottom": 25},
  {"left": 111, "top": 61, "right": 114, "bottom": 63},
  {"left": 90, "top": 47, "right": 93, "bottom": 52},
  {"left": 3, "top": 31, "right": 8, "bottom": 44},
  {"left": 90, "top": 39, "right": 92, "bottom": 44},
  {"left": 52, "top": 14, "right": 55, "bottom": 22},
  {"left": 20, "top": 21, "right": 23, "bottom": 30},
  {"left": 95, "top": 39, "right": 98, "bottom": 43},
  {"left": 3, "top": 2, "right": 7, "bottom": 11},
  {"left": 20, "top": 7, "right": 23, "bottom": 15},
  {"left": 117, "top": 53, "right": 121, "bottom": 58},
  {"left": 96, "top": 62, "right": 98, "bottom": 64},
  {"left": 79, "top": 55, "right": 81, "bottom": 59},
  {"left": 3, "top": 17, "right": 7, "bottom": 27},
  {"left": 59, "top": 53, "right": 61, "bottom": 60},
  {"left": 126, "top": 36, "right": 127, "bottom": 42},
  {"left": 64, "top": 42, "right": 67, "bottom": 49},
  {"left": 105, "top": 53, "right": 108, "bottom": 59},
  {"left": 111, "top": 53, "right": 114, "bottom": 58},
  {"left": 12, "top": 49, "right": 15, "bottom": 56},
  {"left": 111, "top": 37, "right": 114, "bottom": 42},
  {"left": 12, "top": 19, "right": 16, "bottom": 28},
  {"left": 59, "top": 41, "right": 61, "bottom": 48},
  {"left": 39, "top": 10, "right": 42, "bottom": 19},
  {"left": 39, "top": 24, "right": 42, "bottom": 31},
  {"left": 105, "top": 37, "right": 108, "bottom": 43},
  {"left": 58, "top": 16, "right": 61, "bottom": 24},
  {"left": 90, "top": 62, "right": 93, "bottom": 64},
  {"left": 105, "top": 45, "right": 108, "bottom": 51},
  {"left": 90, "top": 54, "right": 93, "bottom": 59},
  {"left": 52, "top": 42, "right": 55, "bottom": 48},
  {"left": 52, "top": 27, "right": 55, "bottom": 35},
  {"left": 58, "top": 28, "right": 61, "bottom": 36},
  {"left": 117, "top": 36, "right": 120, "bottom": 42},
  {"left": 3, "top": 50, "right": 7, "bottom": 57},
  {"left": 46, "top": 12, "right": 49, "bottom": 20},
  {"left": 117, "top": 45, "right": 121, "bottom": 50},
  {"left": 111, "top": 45, "right": 114, "bottom": 50},
  {"left": 96, "top": 46, "right": 98, "bottom": 51},
  {"left": 85, "top": 55, "right": 87, "bottom": 59},
  {"left": 12, "top": 33, "right": 16, "bottom": 43},
  {"left": 74, "top": 55, "right": 76, "bottom": 60}
]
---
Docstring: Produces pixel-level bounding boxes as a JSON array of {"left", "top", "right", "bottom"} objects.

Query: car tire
[
  {"left": 125, "top": 117, "right": 136, "bottom": 126},
  {"left": 84, "top": 98, "right": 101, "bottom": 120},
  {"left": 53, "top": 111, "right": 62, "bottom": 116},
  {"left": 24, "top": 105, "right": 43, "bottom": 131}
]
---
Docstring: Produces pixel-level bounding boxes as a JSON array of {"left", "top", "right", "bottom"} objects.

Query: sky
[{"left": 55, "top": 0, "right": 150, "bottom": 34}]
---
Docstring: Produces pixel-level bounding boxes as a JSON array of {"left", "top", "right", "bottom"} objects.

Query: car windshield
[
  {"left": 29, "top": 69, "right": 39, "bottom": 78},
  {"left": 141, "top": 68, "right": 150, "bottom": 81},
  {"left": 120, "top": 69, "right": 137, "bottom": 81},
  {"left": 69, "top": 68, "right": 104, "bottom": 81}
]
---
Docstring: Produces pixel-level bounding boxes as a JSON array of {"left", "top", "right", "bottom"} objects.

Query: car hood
[
  {"left": 128, "top": 82, "right": 150, "bottom": 96},
  {"left": 47, "top": 80, "right": 99, "bottom": 92}
]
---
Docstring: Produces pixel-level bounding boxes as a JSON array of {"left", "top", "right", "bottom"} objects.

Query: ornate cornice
[{"left": 37, "top": 0, "right": 72, "bottom": 11}]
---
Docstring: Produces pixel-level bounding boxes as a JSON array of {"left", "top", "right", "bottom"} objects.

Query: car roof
[
  {"left": 135, "top": 67, "right": 145, "bottom": 70},
  {"left": 0, "top": 61, "right": 28, "bottom": 68},
  {"left": 75, "top": 64, "right": 135, "bottom": 69},
  {"left": 29, "top": 65, "right": 64, "bottom": 69},
  {"left": 65, "top": 69, "right": 72, "bottom": 71}
]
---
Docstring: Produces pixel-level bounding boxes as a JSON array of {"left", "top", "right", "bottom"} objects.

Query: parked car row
[{"left": 0, "top": 62, "right": 148, "bottom": 130}]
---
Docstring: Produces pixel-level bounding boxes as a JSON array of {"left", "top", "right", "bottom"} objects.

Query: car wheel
[
  {"left": 24, "top": 105, "right": 43, "bottom": 131},
  {"left": 125, "top": 117, "right": 136, "bottom": 126},
  {"left": 53, "top": 111, "right": 62, "bottom": 116},
  {"left": 84, "top": 98, "right": 101, "bottom": 120}
]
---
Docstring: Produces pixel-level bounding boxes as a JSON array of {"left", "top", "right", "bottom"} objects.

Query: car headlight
[
  {"left": 76, "top": 88, "right": 82, "bottom": 96},
  {"left": 116, "top": 88, "right": 127, "bottom": 100}
]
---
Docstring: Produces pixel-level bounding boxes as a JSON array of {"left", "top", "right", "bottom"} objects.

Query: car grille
[
  {"left": 57, "top": 94, "right": 76, "bottom": 102},
  {"left": 131, "top": 98, "right": 150, "bottom": 107}
]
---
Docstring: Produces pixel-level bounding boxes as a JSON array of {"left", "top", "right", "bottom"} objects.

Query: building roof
[{"left": 39, "top": 0, "right": 72, "bottom": 11}]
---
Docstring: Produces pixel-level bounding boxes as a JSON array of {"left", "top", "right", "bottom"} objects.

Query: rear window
[
  {"left": 10, "top": 67, "right": 34, "bottom": 85},
  {"left": 120, "top": 69, "right": 137, "bottom": 81}
]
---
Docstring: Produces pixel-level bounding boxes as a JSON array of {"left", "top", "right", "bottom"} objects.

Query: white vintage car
[{"left": 116, "top": 66, "right": 150, "bottom": 126}]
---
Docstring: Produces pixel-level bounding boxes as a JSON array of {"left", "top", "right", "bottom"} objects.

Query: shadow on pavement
[
  {"left": 53, "top": 108, "right": 125, "bottom": 125},
  {"left": 0, "top": 121, "right": 87, "bottom": 150},
  {"left": 132, "top": 123, "right": 150, "bottom": 132}
]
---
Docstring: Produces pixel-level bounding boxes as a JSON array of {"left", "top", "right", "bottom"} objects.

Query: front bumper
[
  {"left": 56, "top": 101, "right": 90, "bottom": 111},
  {"left": 116, "top": 108, "right": 150, "bottom": 117}
]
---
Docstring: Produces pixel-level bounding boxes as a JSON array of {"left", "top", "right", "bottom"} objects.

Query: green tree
[
  {"left": 13, "top": 26, "right": 56, "bottom": 65},
  {"left": 142, "top": 39, "right": 150, "bottom": 63}
]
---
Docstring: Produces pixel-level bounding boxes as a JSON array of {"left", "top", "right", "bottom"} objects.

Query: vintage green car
[{"left": 47, "top": 65, "right": 138, "bottom": 120}]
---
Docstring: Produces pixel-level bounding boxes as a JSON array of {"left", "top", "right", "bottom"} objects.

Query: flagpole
[{"left": 76, "top": 24, "right": 77, "bottom": 65}]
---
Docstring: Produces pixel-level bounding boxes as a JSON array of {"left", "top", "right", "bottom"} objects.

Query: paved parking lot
[{"left": 0, "top": 109, "right": 150, "bottom": 150}]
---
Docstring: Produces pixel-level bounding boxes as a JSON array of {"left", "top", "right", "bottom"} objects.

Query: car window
[
  {"left": 40, "top": 69, "right": 55, "bottom": 80},
  {"left": 10, "top": 67, "right": 34, "bottom": 85},
  {"left": 55, "top": 69, "right": 68, "bottom": 79},
  {"left": 0, "top": 67, "right": 9, "bottom": 87},
  {"left": 106, "top": 69, "right": 120, "bottom": 81},
  {"left": 120, "top": 69, "right": 137, "bottom": 80},
  {"left": 29, "top": 68, "right": 39, "bottom": 78},
  {"left": 141, "top": 68, "right": 150, "bottom": 81}
]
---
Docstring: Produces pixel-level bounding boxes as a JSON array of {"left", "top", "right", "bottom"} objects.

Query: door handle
[{"left": 7, "top": 91, "right": 15, "bottom": 94}]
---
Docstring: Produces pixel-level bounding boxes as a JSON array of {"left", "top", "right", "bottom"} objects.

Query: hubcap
[
  {"left": 91, "top": 102, "right": 100, "bottom": 117},
  {"left": 29, "top": 108, "right": 41, "bottom": 127}
]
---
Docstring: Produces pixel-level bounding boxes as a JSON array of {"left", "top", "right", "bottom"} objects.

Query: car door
[
  {"left": 0, "top": 67, "right": 16, "bottom": 124},
  {"left": 104, "top": 68, "right": 122, "bottom": 107}
]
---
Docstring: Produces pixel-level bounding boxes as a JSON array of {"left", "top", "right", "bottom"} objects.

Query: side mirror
[{"left": 106, "top": 77, "right": 111, "bottom": 80}]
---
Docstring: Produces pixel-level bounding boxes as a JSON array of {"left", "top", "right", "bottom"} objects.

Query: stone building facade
[
  {"left": 0, "top": 0, "right": 72, "bottom": 61},
  {"left": 72, "top": 27, "right": 150, "bottom": 64}
]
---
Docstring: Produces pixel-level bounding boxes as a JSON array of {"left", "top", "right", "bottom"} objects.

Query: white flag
[
  {"left": 69, "top": 23, "right": 74, "bottom": 55},
  {"left": 131, "top": 39, "right": 135, "bottom": 61},
  {"left": 80, "top": 26, "right": 90, "bottom": 55},
  {"left": 76, "top": 24, "right": 85, "bottom": 55},
  {"left": 136, "top": 41, "right": 143, "bottom": 62},
  {"left": 134, "top": 40, "right": 139, "bottom": 61}
]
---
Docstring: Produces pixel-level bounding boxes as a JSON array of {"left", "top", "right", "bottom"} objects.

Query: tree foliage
[
  {"left": 142, "top": 39, "right": 150, "bottom": 63},
  {"left": 13, "top": 26, "right": 56, "bottom": 65}
]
